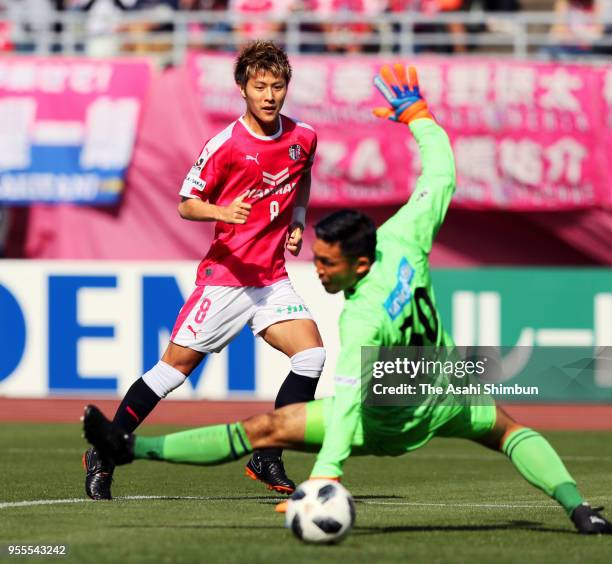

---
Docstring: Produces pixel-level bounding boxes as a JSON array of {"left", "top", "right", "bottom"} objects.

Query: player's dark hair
[
  {"left": 234, "top": 40, "right": 292, "bottom": 88},
  {"left": 315, "top": 210, "right": 377, "bottom": 263}
]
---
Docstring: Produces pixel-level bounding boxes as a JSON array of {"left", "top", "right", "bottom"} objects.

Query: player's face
[
  {"left": 313, "top": 239, "right": 364, "bottom": 294},
  {"left": 240, "top": 71, "right": 287, "bottom": 133}
]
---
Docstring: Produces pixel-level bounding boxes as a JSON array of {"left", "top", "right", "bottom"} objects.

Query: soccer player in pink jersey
[{"left": 83, "top": 40, "right": 325, "bottom": 500}]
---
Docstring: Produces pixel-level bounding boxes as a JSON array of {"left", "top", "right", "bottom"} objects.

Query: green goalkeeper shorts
[{"left": 304, "top": 396, "right": 497, "bottom": 456}]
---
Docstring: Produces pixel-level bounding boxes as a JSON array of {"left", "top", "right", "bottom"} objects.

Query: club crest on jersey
[{"left": 289, "top": 144, "right": 302, "bottom": 161}]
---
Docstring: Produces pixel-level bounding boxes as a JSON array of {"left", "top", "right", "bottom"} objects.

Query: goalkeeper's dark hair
[
  {"left": 234, "top": 40, "right": 292, "bottom": 88},
  {"left": 315, "top": 210, "right": 377, "bottom": 263}
]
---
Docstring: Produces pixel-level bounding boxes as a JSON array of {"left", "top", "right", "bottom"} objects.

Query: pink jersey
[{"left": 179, "top": 114, "right": 317, "bottom": 287}]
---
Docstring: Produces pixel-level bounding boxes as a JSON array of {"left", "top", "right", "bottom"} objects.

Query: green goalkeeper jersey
[{"left": 311, "top": 118, "right": 457, "bottom": 478}]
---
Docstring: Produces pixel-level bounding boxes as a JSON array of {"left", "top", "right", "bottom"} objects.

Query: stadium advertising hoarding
[
  {"left": 0, "top": 57, "right": 151, "bottom": 204},
  {"left": 0, "top": 261, "right": 340, "bottom": 400},
  {"left": 189, "top": 52, "right": 612, "bottom": 210},
  {"left": 2, "top": 55, "right": 609, "bottom": 210},
  {"left": 0, "top": 261, "right": 610, "bottom": 401}
]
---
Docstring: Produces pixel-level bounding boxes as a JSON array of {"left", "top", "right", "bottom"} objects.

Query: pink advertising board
[
  {"left": 0, "top": 57, "right": 152, "bottom": 204},
  {"left": 188, "top": 52, "right": 612, "bottom": 210}
]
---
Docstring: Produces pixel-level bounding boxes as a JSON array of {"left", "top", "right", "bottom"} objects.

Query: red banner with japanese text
[{"left": 188, "top": 52, "right": 612, "bottom": 210}]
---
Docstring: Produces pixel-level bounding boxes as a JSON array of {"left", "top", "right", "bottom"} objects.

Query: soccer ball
[{"left": 285, "top": 479, "right": 356, "bottom": 544}]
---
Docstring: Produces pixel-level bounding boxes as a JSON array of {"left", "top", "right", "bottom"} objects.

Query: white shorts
[{"left": 171, "top": 279, "right": 314, "bottom": 353}]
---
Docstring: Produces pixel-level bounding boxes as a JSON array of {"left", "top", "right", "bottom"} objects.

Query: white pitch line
[
  {"left": 4, "top": 496, "right": 611, "bottom": 511},
  {"left": 0, "top": 498, "right": 89, "bottom": 509},
  {"left": 361, "top": 501, "right": 562, "bottom": 510},
  {"left": 7, "top": 449, "right": 612, "bottom": 463},
  {"left": 410, "top": 453, "right": 612, "bottom": 462},
  {"left": 8, "top": 448, "right": 82, "bottom": 454},
  {"left": 0, "top": 496, "right": 229, "bottom": 509}
]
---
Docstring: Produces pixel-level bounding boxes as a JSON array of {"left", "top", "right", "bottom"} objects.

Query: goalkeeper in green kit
[{"left": 82, "top": 64, "right": 611, "bottom": 535}]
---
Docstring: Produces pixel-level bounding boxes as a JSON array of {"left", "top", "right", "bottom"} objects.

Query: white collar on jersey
[{"left": 238, "top": 115, "right": 283, "bottom": 141}]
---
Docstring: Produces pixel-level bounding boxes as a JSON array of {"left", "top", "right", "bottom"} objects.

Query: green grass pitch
[{"left": 1, "top": 423, "right": 612, "bottom": 563}]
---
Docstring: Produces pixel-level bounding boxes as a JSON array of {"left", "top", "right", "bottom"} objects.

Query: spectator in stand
[
  {"left": 481, "top": 0, "right": 520, "bottom": 9},
  {"left": 438, "top": 0, "right": 468, "bottom": 53},
  {"left": 178, "top": 0, "right": 231, "bottom": 52},
  {"left": 229, "top": 0, "right": 296, "bottom": 48},
  {"left": 593, "top": 0, "right": 612, "bottom": 54},
  {"left": 471, "top": 0, "right": 521, "bottom": 37},
  {"left": 121, "top": 0, "right": 178, "bottom": 54},
  {"left": 68, "top": 0, "right": 130, "bottom": 56},
  {"left": 388, "top": 0, "right": 469, "bottom": 53},
  {"left": 0, "top": 21, "right": 12, "bottom": 52},
  {"left": 304, "top": 0, "right": 386, "bottom": 54},
  {"left": 546, "top": 0, "right": 606, "bottom": 58},
  {"left": 0, "top": 7, "right": 13, "bottom": 52},
  {"left": 69, "top": 0, "right": 177, "bottom": 56},
  {"left": 10, "top": 0, "right": 65, "bottom": 52}
]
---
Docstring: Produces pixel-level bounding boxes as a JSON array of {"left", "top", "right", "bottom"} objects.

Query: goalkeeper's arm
[
  {"left": 373, "top": 64, "right": 456, "bottom": 254},
  {"left": 372, "top": 64, "right": 434, "bottom": 125}
]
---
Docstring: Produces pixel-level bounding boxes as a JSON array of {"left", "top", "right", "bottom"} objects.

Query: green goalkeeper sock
[
  {"left": 134, "top": 422, "right": 252, "bottom": 465},
  {"left": 502, "top": 427, "right": 584, "bottom": 515}
]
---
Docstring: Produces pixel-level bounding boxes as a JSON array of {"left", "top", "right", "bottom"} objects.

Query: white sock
[
  {"left": 290, "top": 347, "right": 326, "bottom": 379},
  {"left": 142, "top": 361, "right": 187, "bottom": 398}
]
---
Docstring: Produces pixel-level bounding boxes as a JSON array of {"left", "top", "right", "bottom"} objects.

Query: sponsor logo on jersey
[
  {"left": 275, "top": 304, "right": 307, "bottom": 315},
  {"left": 246, "top": 181, "right": 297, "bottom": 200},
  {"left": 245, "top": 168, "right": 296, "bottom": 200},
  {"left": 384, "top": 257, "right": 414, "bottom": 320},
  {"left": 245, "top": 153, "right": 260, "bottom": 165},
  {"left": 183, "top": 174, "right": 206, "bottom": 191},
  {"left": 288, "top": 144, "right": 302, "bottom": 160}
]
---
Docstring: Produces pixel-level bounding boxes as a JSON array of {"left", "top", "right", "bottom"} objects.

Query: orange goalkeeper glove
[{"left": 373, "top": 64, "right": 434, "bottom": 125}]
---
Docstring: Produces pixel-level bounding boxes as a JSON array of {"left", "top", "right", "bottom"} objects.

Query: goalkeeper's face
[
  {"left": 313, "top": 239, "right": 371, "bottom": 294},
  {"left": 240, "top": 71, "right": 287, "bottom": 129}
]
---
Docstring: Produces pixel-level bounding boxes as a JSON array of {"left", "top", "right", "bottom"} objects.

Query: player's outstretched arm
[
  {"left": 374, "top": 64, "right": 456, "bottom": 254},
  {"left": 178, "top": 192, "right": 252, "bottom": 224}
]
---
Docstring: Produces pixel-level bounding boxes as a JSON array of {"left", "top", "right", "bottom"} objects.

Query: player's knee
[
  {"left": 290, "top": 347, "right": 326, "bottom": 378},
  {"left": 269, "top": 410, "right": 288, "bottom": 439},
  {"left": 245, "top": 411, "right": 282, "bottom": 446},
  {"left": 161, "top": 345, "right": 204, "bottom": 377},
  {"left": 258, "top": 410, "right": 289, "bottom": 446}
]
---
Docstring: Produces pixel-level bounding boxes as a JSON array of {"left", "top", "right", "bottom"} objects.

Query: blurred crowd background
[{"left": 0, "top": 0, "right": 611, "bottom": 62}]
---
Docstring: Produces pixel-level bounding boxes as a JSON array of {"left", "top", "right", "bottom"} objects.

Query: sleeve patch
[{"left": 179, "top": 174, "right": 206, "bottom": 197}]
